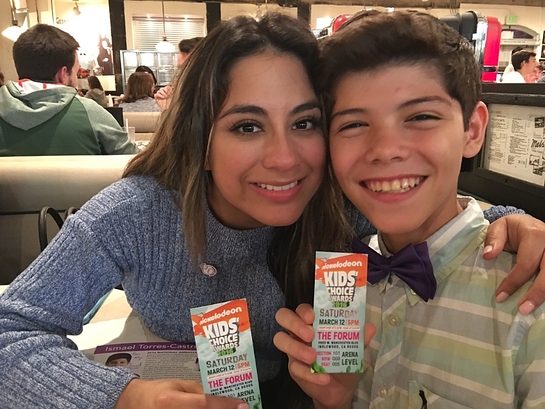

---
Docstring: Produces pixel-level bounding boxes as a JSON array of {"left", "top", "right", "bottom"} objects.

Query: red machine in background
[
  {"left": 320, "top": 11, "right": 502, "bottom": 83},
  {"left": 332, "top": 14, "right": 351, "bottom": 33},
  {"left": 440, "top": 12, "right": 502, "bottom": 82},
  {"left": 481, "top": 16, "right": 502, "bottom": 82}
]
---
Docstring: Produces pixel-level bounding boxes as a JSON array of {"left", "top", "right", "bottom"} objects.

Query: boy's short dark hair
[
  {"left": 105, "top": 353, "right": 132, "bottom": 364},
  {"left": 511, "top": 50, "right": 536, "bottom": 71},
  {"left": 13, "top": 24, "right": 79, "bottom": 82},
  {"left": 320, "top": 10, "right": 480, "bottom": 130},
  {"left": 178, "top": 37, "right": 203, "bottom": 54}
]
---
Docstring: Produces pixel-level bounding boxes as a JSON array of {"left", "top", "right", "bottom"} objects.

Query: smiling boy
[{"left": 321, "top": 11, "right": 545, "bottom": 408}]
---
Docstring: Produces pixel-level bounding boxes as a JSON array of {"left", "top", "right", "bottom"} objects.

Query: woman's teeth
[
  {"left": 366, "top": 177, "right": 423, "bottom": 193},
  {"left": 257, "top": 181, "right": 298, "bottom": 191}
]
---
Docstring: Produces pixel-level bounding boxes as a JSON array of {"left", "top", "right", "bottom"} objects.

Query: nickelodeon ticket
[
  {"left": 191, "top": 299, "right": 262, "bottom": 408},
  {"left": 312, "top": 251, "right": 368, "bottom": 373}
]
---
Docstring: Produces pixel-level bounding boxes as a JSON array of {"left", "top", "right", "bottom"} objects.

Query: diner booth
[{"left": 458, "top": 83, "right": 545, "bottom": 222}]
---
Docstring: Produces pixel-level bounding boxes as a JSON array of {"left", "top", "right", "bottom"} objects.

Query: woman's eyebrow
[
  {"left": 219, "top": 105, "right": 265, "bottom": 119},
  {"left": 219, "top": 100, "right": 321, "bottom": 120},
  {"left": 292, "top": 101, "right": 321, "bottom": 115}
]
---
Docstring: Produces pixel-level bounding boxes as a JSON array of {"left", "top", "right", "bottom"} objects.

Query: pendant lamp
[
  {"left": 155, "top": 0, "right": 175, "bottom": 52},
  {"left": 73, "top": 0, "right": 81, "bottom": 16}
]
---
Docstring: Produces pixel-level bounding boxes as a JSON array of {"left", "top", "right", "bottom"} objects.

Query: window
[{"left": 132, "top": 15, "right": 205, "bottom": 51}]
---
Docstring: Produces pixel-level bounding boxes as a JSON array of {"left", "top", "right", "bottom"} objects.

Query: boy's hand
[
  {"left": 114, "top": 378, "right": 248, "bottom": 409},
  {"left": 484, "top": 214, "right": 545, "bottom": 314},
  {"left": 274, "top": 304, "right": 376, "bottom": 409}
]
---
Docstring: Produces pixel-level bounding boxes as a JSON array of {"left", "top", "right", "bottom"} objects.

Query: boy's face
[
  {"left": 329, "top": 64, "right": 487, "bottom": 253},
  {"left": 106, "top": 358, "right": 129, "bottom": 367},
  {"left": 521, "top": 56, "right": 537, "bottom": 77}
]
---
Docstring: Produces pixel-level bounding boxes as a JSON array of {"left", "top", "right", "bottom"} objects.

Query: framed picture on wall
[{"left": 542, "top": 31, "right": 545, "bottom": 44}]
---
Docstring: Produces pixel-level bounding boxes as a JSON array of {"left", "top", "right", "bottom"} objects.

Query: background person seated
[
  {"left": 154, "top": 37, "right": 203, "bottom": 111},
  {"left": 0, "top": 24, "right": 138, "bottom": 156},
  {"left": 177, "top": 37, "right": 203, "bottom": 67},
  {"left": 134, "top": 65, "right": 158, "bottom": 94},
  {"left": 83, "top": 76, "right": 107, "bottom": 107},
  {"left": 501, "top": 50, "right": 537, "bottom": 83},
  {"left": 118, "top": 72, "right": 161, "bottom": 112}
]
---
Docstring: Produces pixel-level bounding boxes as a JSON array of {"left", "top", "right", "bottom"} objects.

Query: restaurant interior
[{"left": 0, "top": 0, "right": 544, "bottom": 278}]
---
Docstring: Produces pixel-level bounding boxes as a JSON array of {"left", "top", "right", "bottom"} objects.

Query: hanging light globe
[{"left": 155, "top": 36, "right": 176, "bottom": 52}]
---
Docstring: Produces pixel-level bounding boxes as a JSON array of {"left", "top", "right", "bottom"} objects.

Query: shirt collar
[{"left": 371, "top": 197, "right": 489, "bottom": 303}]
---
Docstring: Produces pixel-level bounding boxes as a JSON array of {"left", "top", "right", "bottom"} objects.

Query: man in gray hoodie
[{"left": 0, "top": 24, "right": 139, "bottom": 156}]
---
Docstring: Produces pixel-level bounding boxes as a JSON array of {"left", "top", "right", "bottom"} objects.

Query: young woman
[
  {"left": 0, "top": 12, "right": 544, "bottom": 409},
  {"left": 0, "top": 13, "right": 348, "bottom": 409},
  {"left": 119, "top": 72, "right": 161, "bottom": 112},
  {"left": 135, "top": 65, "right": 158, "bottom": 93},
  {"left": 84, "top": 75, "right": 107, "bottom": 107}
]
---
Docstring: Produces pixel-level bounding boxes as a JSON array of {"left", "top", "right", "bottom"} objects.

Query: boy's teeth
[
  {"left": 257, "top": 181, "right": 298, "bottom": 191},
  {"left": 368, "top": 177, "right": 422, "bottom": 193}
]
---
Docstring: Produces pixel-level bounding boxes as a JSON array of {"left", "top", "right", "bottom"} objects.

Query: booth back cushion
[{"left": 0, "top": 155, "right": 133, "bottom": 283}]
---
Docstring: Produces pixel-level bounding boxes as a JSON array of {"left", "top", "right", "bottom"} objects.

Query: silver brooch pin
[{"left": 200, "top": 263, "right": 217, "bottom": 277}]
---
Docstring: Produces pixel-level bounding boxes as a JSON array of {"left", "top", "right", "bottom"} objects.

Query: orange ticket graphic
[
  {"left": 191, "top": 299, "right": 250, "bottom": 338},
  {"left": 315, "top": 253, "right": 368, "bottom": 288}
]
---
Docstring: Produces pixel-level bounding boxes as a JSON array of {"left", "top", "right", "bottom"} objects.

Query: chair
[
  {"left": 104, "top": 106, "right": 124, "bottom": 127},
  {"left": 38, "top": 207, "right": 78, "bottom": 252}
]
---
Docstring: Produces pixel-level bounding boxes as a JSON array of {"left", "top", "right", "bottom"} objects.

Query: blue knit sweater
[{"left": 0, "top": 175, "right": 520, "bottom": 408}]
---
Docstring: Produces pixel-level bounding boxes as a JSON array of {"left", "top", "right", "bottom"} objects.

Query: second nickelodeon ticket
[{"left": 312, "top": 251, "right": 368, "bottom": 374}]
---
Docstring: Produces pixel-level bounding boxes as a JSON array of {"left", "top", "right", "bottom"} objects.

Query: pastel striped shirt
[{"left": 355, "top": 198, "right": 545, "bottom": 409}]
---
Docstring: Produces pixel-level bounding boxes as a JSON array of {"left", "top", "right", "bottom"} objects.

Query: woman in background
[
  {"left": 84, "top": 76, "right": 107, "bottom": 107},
  {"left": 118, "top": 72, "right": 160, "bottom": 112},
  {"left": 135, "top": 65, "right": 158, "bottom": 93}
]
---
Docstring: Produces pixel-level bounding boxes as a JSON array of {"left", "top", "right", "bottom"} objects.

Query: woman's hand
[
  {"left": 114, "top": 378, "right": 248, "bottom": 409},
  {"left": 274, "top": 304, "right": 376, "bottom": 409},
  {"left": 484, "top": 214, "right": 545, "bottom": 314},
  {"left": 154, "top": 85, "right": 173, "bottom": 111}
]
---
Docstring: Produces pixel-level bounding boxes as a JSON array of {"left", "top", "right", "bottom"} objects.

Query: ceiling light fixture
[
  {"left": 255, "top": 3, "right": 263, "bottom": 20},
  {"left": 155, "top": 0, "right": 175, "bottom": 52},
  {"left": 2, "top": 0, "right": 25, "bottom": 41},
  {"left": 73, "top": 0, "right": 81, "bottom": 16}
]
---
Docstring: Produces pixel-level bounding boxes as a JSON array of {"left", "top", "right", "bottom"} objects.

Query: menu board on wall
[{"left": 483, "top": 103, "right": 545, "bottom": 186}]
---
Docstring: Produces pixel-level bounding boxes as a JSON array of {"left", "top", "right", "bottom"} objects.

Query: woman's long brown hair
[{"left": 123, "top": 13, "right": 352, "bottom": 309}]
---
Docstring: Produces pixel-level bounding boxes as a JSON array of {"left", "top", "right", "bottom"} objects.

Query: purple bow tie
[{"left": 351, "top": 237, "right": 436, "bottom": 302}]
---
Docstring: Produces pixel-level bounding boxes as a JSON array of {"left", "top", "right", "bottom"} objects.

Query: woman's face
[{"left": 206, "top": 51, "right": 325, "bottom": 229}]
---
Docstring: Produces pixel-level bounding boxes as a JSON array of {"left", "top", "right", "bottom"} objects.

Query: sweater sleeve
[
  {"left": 78, "top": 97, "right": 140, "bottom": 155},
  {"left": 483, "top": 205, "right": 526, "bottom": 222},
  {"left": 345, "top": 198, "right": 376, "bottom": 239},
  {"left": 0, "top": 208, "right": 136, "bottom": 408}
]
